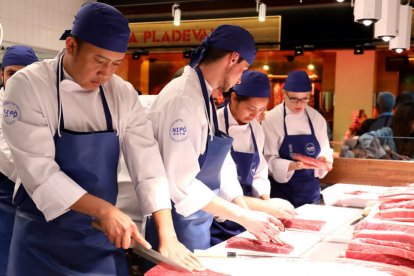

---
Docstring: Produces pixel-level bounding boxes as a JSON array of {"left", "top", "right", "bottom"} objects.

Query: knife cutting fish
[{"left": 92, "top": 220, "right": 192, "bottom": 272}]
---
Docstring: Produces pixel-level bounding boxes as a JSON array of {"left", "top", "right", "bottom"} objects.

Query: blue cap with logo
[
  {"left": 233, "top": 71, "right": 270, "bottom": 98},
  {"left": 190, "top": 25, "right": 256, "bottom": 67},
  {"left": 283, "top": 70, "right": 312, "bottom": 93},
  {"left": 2, "top": 46, "right": 38, "bottom": 68},
  {"left": 62, "top": 2, "right": 130, "bottom": 53}
]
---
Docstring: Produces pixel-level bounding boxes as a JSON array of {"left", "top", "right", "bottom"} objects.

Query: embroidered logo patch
[
  {"left": 3, "top": 101, "right": 21, "bottom": 125},
  {"left": 169, "top": 119, "right": 188, "bottom": 142},
  {"left": 305, "top": 143, "right": 316, "bottom": 155}
]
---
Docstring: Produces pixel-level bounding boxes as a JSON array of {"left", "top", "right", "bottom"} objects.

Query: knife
[
  {"left": 350, "top": 214, "right": 367, "bottom": 226},
  {"left": 194, "top": 249, "right": 302, "bottom": 259},
  {"left": 92, "top": 220, "right": 189, "bottom": 272}
]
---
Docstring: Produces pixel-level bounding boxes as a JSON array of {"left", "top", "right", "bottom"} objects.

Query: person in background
[
  {"left": 148, "top": 25, "right": 283, "bottom": 252},
  {"left": 344, "top": 109, "right": 367, "bottom": 139},
  {"left": 359, "top": 102, "right": 414, "bottom": 160},
  {"left": 0, "top": 45, "right": 38, "bottom": 276},
  {"left": 2, "top": 3, "right": 202, "bottom": 275},
  {"left": 211, "top": 70, "right": 295, "bottom": 245},
  {"left": 395, "top": 90, "right": 414, "bottom": 110},
  {"left": 360, "top": 91, "right": 395, "bottom": 134},
  {"left": 262, "top": 70, "right": 333, "bottom": 208}
]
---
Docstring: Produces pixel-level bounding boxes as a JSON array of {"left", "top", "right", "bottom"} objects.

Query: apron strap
[
  {"left": 195, "top": 67, "right": 219, "bottom": 136},
  {"left": 56, "top": 55, "right": 113, "bottom": 132}
]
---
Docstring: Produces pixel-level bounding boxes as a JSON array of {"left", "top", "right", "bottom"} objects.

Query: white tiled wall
[{"left": 0, "top": 0, "right": 95, "bottom": 55}]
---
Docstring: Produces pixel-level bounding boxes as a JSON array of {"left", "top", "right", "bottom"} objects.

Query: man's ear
[
  {"left": 230, "top": 52, "right": 240, "bottom": 64},
  {"left": 65, "top": 37, "right": 77, "bottom": 55}
]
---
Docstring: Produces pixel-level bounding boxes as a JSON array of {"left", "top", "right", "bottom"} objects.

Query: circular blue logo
[
  {"left": 3, "top": 101, "right": 21, "bottom": 125},
  {"left": 305, "top": 143, "right": 316, "bottom": 155},
  {"left": 169, "top": 119, "right": 188, "bottom": 142}
]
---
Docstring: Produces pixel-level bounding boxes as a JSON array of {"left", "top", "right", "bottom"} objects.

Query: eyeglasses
[{"left": 284, "top": 91, "right": 310, "bottom": 104}]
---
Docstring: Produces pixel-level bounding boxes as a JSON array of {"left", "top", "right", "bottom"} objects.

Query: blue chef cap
[
  {"left": 233, "top": 71, "right": 270, "bottom": 98},
  {"left": 63, "top": 2, "right": 130, "bottom": 53},
  {"left": 1, "top": 46, "right": 38, "bottom": 68},
  {"left": 190, "top": 25, "right": 256, "bottom": 67},
  {"left": 377, "top": 92, "right": 395, "bottom": 113},
  {"left": 283, "top": 70, "right": 312, "bottom": 93}
]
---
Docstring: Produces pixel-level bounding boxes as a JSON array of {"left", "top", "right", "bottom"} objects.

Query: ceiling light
[
  {"left": 337, "top": 0, "right": 345, "bottom": 2},
  {"left": 374, "top": 0, "right": 399, "bottom": 42},
  {"left": 354, "top": 44, "right": 364, "bottom": 55},
  {"left": 307, "top": 64, "right": 315, "bottom": 71},
  {"left": 262, "top": 64, "right": 269, "bottom": 71},
  {"left": 294, "top": 45, "right": 304, "bottom": 56},
  {"left": 354, "top": 0, "right": 382, "bottom": 26},
  {"left": 389, "top": 4, "right": 412, "bottom": 53},
  {"left": 256, "top": 1, "right": 266, "bottom": 22},
  {"left": 172, "top": 3, "right": 181, "bottom": 26}
]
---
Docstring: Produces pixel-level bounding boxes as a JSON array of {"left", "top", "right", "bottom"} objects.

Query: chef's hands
[
  {"left": 159, "top": 235, "right": 205, "bottom": 272},
  {"left": 239, "top": 210, "right": 285, "bottom": 245},
  {"left": 264, "top": 198, "right": 295, "bottom": 219},
  {"left": 316, "top": 156, "right": 333, "bottom": 171},
  {"left": 98, "top": 206, "right": 151, "bottom": 250}
]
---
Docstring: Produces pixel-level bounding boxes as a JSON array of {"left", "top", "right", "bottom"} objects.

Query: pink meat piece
[
  {"left": 281, "top": 218, "right": 326, "bottom": 231},
  {"left": 291, "top": 153, "right": 330, "bottom": 170},
  {"left": 145, "top": 264, "right": 229, "bottom": 276},
  {"left": 335, "top": 259, "right": 414, "bottom": 276},
  {"left": 374, "top": 208, "right": 414, "bottom": 223},
  {"left": 379, "top": 190, "right": 414, "bottom": 204},
  {"left": 380, "top": 200, "right": 414, "bottom": 210},
  {"left": 225, "top": 237, "right": 294, "bottom": 254},
  {"left": 345, "top": 250, "right": 414, "bottom": 269},
  {"left": 354, "top": 219, "right": 414, "bottom": 235},
  {"left": 348, "top": 238, "right": 414, "bottom": 261},
  {"left": 354, "top": 230, "right": 414, "bottom": 250}
]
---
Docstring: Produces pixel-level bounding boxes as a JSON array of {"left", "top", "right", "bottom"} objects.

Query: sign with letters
[{"left": 128, "top": 16, "right": 281, "bottom": 49}]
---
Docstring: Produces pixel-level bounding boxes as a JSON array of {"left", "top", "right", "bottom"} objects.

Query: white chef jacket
[
  {"left": 217, "top": 106, "right": 270, "bottom": 198},
  {"left": 2, "top": 50, "right": 171, "bottom": 221},
  {"left": 115, "top": 95, "right": 157, "bottom": 233},
  {"left": 0, "top": 87, "right": 17, "bottom": 182},
  {"left": 262, "top": 103, "right": 333, "bottom": 183},
  {"left": 148, "top": 65, "right": 242, "bottom": 217}
]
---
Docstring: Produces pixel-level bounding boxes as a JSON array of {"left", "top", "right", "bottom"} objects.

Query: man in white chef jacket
[
  {"left": 148, "top": 25, "right": 284, "bottom": 252},
  {"left": 0, "top": 45, "right": 38, "bottom": 276},
  {"left": 2, "top": 3, "right": 202, "bottom": 275}
]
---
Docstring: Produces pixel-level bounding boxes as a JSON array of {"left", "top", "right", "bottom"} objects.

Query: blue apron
[
  {"left": 7, "top": 55, "right": 128, "bottom": 276},
  {"left": 210, "top": 104, "right": 260, "bottom": 246},
  {"left": 0, "top": 173, "right": 15, "bottom": 276},
  {"left": 145, "top": 67, "right": 233, "bottom": 253},
  {"left": 269, "top": 104, "right": 321, "bottom": 208}
]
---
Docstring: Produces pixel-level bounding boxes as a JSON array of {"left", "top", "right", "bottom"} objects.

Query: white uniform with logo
[
  {"left": 262, "top": 103, "right": 333, "bottom": 184},
  {"left": 0, "top": 87, "right": 17, "bottom": 183},
  {"left": 217, "top": 107, "right": 270, "bottom": 197},
  {"left": 2, "top": 51, "right": 171, "bottom": 222},
  {"left": 148, "top": 65, "right": 242, "bottom": 218}
]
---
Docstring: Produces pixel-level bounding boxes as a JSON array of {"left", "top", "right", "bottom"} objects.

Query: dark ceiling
[{"left": 99, "top": 0, "right": 412, "bottom": 50}]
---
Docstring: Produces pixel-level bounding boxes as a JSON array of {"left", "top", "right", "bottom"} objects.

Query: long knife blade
[
  {"left": 91, "top": 220, "right": 189, "bottom": 272},
  {"left": 131, "top": 241, "right": 189, "bottom": 272}
]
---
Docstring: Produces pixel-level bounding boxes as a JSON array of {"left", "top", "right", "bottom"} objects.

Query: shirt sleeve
[
  {"left": 262, "top": 108, "right": 294, "bottom": 183},
  {"left": 149, "top": 96, "right": 216, "bottom": 217},
  {"left": 252, "top": 124, "right": 270, "bottom": 197},
  {"left": 218, "top": 152, "right": 243, "bottom": 202},
  {"left": 121, "top": 89, "right": 171, "bottom": 217},
  {"left": 2, "top": 73, "right": 86, "bottom": 221},
  {"left": 313, "top": 112, "right": 334, "bottom": 178}
]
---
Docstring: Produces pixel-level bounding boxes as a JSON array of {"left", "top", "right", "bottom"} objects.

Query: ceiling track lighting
[
  {"left": 354, "top": 44, "right": 364, "bottom": 55},
  {"left": 256, "top": 0, "right": 266, "bottom": 22},
  {"left": 354, "top": 0, "right": 382, "bottom": 26},
  {"left": 172, "top": 3, "right": 181, "bottom": 26},
  {"left": 389, "top": 3, "right": 412, "bottom": 54},
  {"left": 374, "top": 0, "right": 399, "bottom": 42}
]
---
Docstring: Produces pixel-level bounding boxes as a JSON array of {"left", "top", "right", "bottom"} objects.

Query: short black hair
[{"left": 201, "top": 46, "right": 245, "bottom": 65}]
